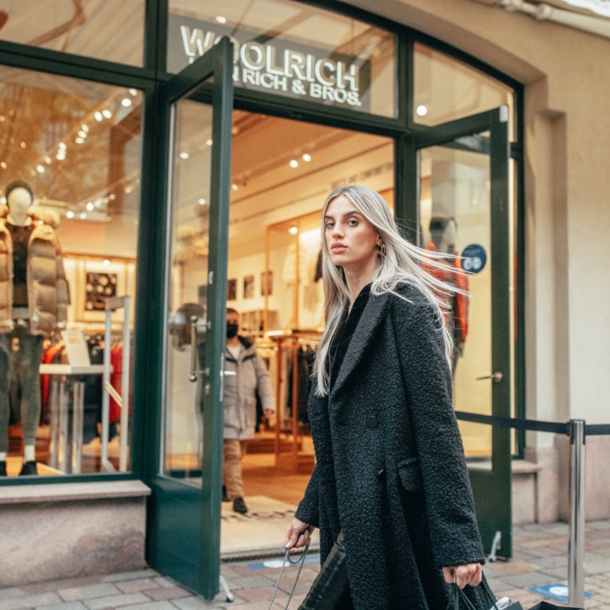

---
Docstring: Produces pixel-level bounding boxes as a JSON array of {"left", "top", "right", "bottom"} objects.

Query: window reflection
[
  {"left": 414, "top": 43, "right": 515, "bottom": 140},
  {"left": 0, "top": 0, "right": 144, "bottom": 66}
]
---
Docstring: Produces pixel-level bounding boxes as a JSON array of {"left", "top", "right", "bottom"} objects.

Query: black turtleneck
[{"left": 328, "top": 283, "right": 371, "bottom": 391}]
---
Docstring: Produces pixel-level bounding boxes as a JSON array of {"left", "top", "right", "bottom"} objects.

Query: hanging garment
[{"left": 422, "top": 243, "right": 469, "bottom": 342}]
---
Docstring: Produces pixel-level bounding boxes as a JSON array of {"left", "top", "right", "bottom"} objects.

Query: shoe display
[
  {"left": 19, "top": 461, "right": 38, "bottom": 476},
  {"left": 233, "top": 496, "right": 248, "bottom": 514},
  {"left": 222, "top": 485, "right": 230, "bottom": 502},
  {"left": 0, "top": 461, "right": 6, "bottom": 476}
]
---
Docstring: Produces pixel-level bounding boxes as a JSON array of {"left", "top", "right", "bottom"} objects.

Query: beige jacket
[{"left": 0, "top": 206, "right": 70, "bottom": 337}]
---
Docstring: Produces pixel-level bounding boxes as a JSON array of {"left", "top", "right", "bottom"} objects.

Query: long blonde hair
[{"left": 314, "top": 184, "right": 466, "bottom": 396}]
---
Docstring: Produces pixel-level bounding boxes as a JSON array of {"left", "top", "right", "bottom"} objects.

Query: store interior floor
[{"left": 220, "top": 433, "right": 316, "bottom": 558}]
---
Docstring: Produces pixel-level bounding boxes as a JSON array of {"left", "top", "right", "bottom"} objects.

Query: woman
[{"left": 284, "top": 185, "right": 489, "bottom": 609}]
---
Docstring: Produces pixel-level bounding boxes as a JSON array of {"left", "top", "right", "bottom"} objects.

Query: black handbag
[
  {"left": 484, "top": 590, "right": 585, "bottom": 610},
  {"left": 447, "top": 583, "right": 584, "bottom": 610}
]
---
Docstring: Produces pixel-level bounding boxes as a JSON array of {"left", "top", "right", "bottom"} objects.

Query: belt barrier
[{"left": 454, "top": 411, "right": 610, "bottom": 607}]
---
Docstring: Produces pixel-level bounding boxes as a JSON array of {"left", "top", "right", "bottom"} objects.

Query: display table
[{"left": 40, "top": 364, "right": 109, "bottom": 474}]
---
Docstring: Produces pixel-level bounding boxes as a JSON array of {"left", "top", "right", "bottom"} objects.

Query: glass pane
[
  {"left": 0, "top": 0, "right": 144, "bottom": 66},
  {"left": 164, "top": 99, "right": 213, "bottom": 484},
  {"left": 419, "top": 137, "right": 493, "bottom": 460},
  {"left": 414, "top": 44, "right": 515, "bottom": 140},
  {"left": 221, "top": 110, "right": 393, "bottom": 555},
  {"left": 167, "top": 0, "right": 397, "bottom": 117},
  {"left": 0, "top": 65, "right": 142, "bottom": 476}
]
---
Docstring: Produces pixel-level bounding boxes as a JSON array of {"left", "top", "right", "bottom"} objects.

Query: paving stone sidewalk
[{"left": 2, "top": 521, "right": 610, "bottom": 609}]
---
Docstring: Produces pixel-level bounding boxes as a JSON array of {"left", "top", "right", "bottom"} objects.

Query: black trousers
[{"left": 299, "top": 531, "right": 354, "bottom": 610}]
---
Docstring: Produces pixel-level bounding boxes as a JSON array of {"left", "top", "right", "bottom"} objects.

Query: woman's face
[{"left": 324, "top": 195, "right": 381, "bottom": 271}]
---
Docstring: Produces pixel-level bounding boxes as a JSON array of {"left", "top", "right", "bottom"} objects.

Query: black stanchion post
[{"left": 568, "top": 419, "right": 586, "bottom": 608}]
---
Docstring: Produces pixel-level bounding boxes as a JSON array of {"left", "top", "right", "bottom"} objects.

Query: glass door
[
  {"left": 414, "top": 107, "right": 513, "bottom": 558},
  {"left": 147, "top": 38, "right": 234, "bottom": 598}
]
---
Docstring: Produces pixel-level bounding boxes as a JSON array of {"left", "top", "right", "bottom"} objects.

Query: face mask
[{"left": 226, "top": 323, "right": 239, "bottom": 339}]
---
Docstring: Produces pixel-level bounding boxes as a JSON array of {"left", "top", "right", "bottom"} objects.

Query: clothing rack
[{"left": 268, "top": 331, "right": 320, "bottom": 473}]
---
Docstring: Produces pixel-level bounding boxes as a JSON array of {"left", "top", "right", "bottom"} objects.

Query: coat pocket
[{"left": 397, "top": 457, "right": 423, "bottom": 492}]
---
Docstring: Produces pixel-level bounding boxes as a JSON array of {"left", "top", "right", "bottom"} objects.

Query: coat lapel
[{"left": 329, "top": 291, "right": 391, "bottom": 403}]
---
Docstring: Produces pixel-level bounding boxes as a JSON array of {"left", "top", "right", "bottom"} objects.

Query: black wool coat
[{"left": 295, "top": 283, "right": 487, "bottom": 610}]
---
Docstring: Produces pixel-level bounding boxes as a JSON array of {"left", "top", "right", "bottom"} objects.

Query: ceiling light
[
  {"left": 109, "top": 194, "right": 116, "bottom": 200},
  {"left": 56, "top": 152, "right": 66, "bottom": 161},
  {"left": 125, "top": 185, "right": 133, "bottom": 194},
  {"left": 43, "top": 156, "right": 51, "bottom": 164},
  {"left": 102, "top": 109, "right": 112, "bottom": 119},
  {"left": 302, "top": 153, "right": 311, "bottom": 162},
  {"left": 103, "top": 259, "right": 111, "bottom": 266},
  {"left": 94, "top": 111, "right": 103, "bottom": 121},
  {"left": 289, "top": 159, "right": 298, "bottom": 168},
  {"left": 75, "top": 137, "right": 85, "bottom": 144},
  {"left": 66, "top": 211, "right": 75, "bottom": 219},
  {"left": 20, "top": 142, "right": 26, "bottom": 149},
  {"left": 231, "top": 183, "right": 238, "bottom": 191},
  {"left": 86, "top": 202, "right": 94, "bottom": 211},
  {"left": 288, "top": 226, "right": 298, "bottom": 235},
  {"left": 129, "top": 88, "right": 138, "bottom": 97},
  {"left": 81, "top": 124, "right": 89, "bottom": 133},
  {"left": 121, "top": 98, "right": 132, "bottom": 107},
  {"left": 36, "top": 165, "right": 45, "bottom": 173},
  {"left": 198, "top": 198, "right": 206, "bottom": 205},
  {"left": 0, "top": 197, "right": 5, "bottom": 204},
  {"left": 79, "top": 212, "right": 87, "bottom": 220},
  {"left": 416, "top": 105, "right": 428, "bottom": 116},
  {"left": 206, "top": 139, "right": 213, "bottom": 146},
  {"left": 0, "top": 162, "right": 6, "bottom": 169},
  {"left": 59, "top": 142, "right": 66, "bottom": 150},
  {"left": 0, "top": 116, "right": 4, "bottom": 122},
  {"left": 179, "top": 152, "right": 189, "bottom": 159},
  {"left": 215, "top": 15, "right": 227, "bottom": 23},
  {"left": 78, "top": 130, "right": 87, "bottom": 138}
]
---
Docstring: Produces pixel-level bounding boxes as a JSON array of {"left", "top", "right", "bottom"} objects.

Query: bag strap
[{"left": 267, "top": 545, "right": 309, "bottom": 610}]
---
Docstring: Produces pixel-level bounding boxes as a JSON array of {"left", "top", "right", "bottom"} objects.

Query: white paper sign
[{"left": 61, "top": 331, "right": 91, "bottom": 367}]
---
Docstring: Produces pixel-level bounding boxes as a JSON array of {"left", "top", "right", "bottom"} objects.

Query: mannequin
[
  {"left": 424, "top": 216, "right": 469, "bottom": 376},
  {"left": 0, "top": 181, "right": 70, "bottom": 476}
]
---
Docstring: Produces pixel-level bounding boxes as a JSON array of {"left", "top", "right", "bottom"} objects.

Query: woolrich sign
[{"left": 167, "top": 15, "right": 372, "bottom": 112}]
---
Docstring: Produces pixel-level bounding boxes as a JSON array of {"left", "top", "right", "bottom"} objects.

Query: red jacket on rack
[{"left": 422, "top": 243, "right": 469, "bottom": 343}]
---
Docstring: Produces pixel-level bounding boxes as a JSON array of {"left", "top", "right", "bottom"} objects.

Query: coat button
[
  {"left": 378, "top": 468, "right": 386, "bottom": 482},
  {"left": 366, "top": 415, "right": 378, "bottom": 429}
]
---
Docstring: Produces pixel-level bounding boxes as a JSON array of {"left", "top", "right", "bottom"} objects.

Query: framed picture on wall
[
  {"left": 64, "top": 256, "right": 135, "bottom": 324},
  {"left": 243, "top": 275, "right": 254, "bottom": 299},
  {"left": 261, "top": 271, "right": 273, "bottom": 296},
  {"left": 85, "top": 272, "right": 118, "bottom": 311},
  {"left": 227, "top": 278, "right": 237, "bottom": 301}
]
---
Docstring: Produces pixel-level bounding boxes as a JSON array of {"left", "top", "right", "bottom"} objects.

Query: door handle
[
  {"left": 476, "top": 372, "right": 503, "bottom": 383},
  {"left": 189, "top": 315, "right": 208, "bottom": 382}
]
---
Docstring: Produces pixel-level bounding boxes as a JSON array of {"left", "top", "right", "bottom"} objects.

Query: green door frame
[
  {"left": 145, "top": 37, "right": 234, "bottom": 599},
  {"left": 412, "top": 107, "right": 513, "bottom": 558}
]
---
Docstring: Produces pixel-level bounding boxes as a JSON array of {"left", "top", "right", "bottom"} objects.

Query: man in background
[{"left": 223, "top": 308, "right": 275, "bottom": 514}]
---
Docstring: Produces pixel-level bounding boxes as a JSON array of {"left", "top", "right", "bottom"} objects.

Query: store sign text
[{"left": 168, "top": 15, "right": 371, "bottom": 111}]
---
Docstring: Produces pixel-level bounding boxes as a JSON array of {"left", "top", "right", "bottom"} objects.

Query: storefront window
[
  {"left": 167, "top": 0, "right": 397, "bottom": 118},
  {"left": 0, "top": 65, "right": 142, "bottom": 476},
  {"left": 414, "top": 43, "right": 515, "bottom": 139},
  {"left": 0, "top": 1, "right": 145, "bottom": 66}
]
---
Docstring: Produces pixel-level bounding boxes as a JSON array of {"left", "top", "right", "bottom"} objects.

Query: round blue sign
[{"left": 461, "top": 244, "right": 487, "bottom": 275}]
